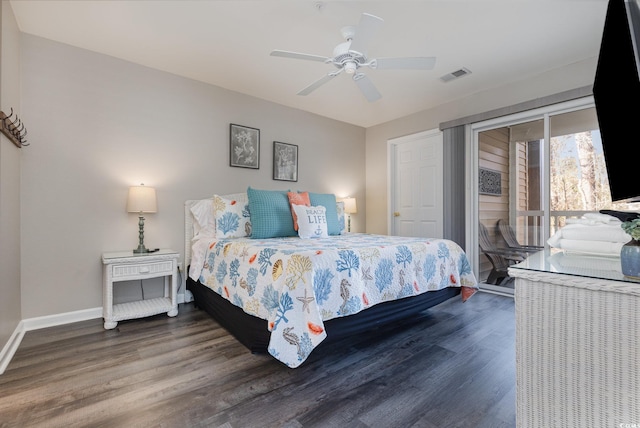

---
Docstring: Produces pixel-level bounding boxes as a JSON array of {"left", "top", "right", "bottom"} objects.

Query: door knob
[{"left": 394, "top": 212, "right": 400, "bottom": 217}]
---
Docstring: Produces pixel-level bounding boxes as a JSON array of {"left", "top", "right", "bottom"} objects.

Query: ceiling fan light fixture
[
  {"left": 270, "top": 12, "right": 436, "bottom": 101},
  {"left": 344, "top": 61, "right": 357, "bottom": 74}
]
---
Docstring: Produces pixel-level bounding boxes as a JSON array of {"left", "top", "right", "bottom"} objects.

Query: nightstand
[{"left": 102, "top": 249, "right": 179, "bottom": 329}]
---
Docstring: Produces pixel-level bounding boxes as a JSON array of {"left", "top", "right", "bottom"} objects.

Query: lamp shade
[
  {"left": 343, "top": 197, "right": 357, "bottom": 214},
  {"left": 127, "top": 185, "right": 157, "bottom": 213}
]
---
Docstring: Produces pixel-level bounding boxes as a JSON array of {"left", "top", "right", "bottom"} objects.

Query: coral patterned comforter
[{"left": 189, "top": 233, "right": 478, "bottom": 368}]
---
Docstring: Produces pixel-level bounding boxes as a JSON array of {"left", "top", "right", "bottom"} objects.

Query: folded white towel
[
  {"left": 548, "top": 238, "right": 625, "bottom": 256},
  {"left": 583, "top": 212, "right": 621, "bottom": 223},
  {"left": 551, "top": 223, "right": 631, "bottom": 243},
  {"left": 566, "top": 213, "right": 621, "bottom": 226}
]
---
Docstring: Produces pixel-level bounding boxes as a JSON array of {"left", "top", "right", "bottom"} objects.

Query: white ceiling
[{"left": 9, "top": 0, "right": 609, "bottom": 128}]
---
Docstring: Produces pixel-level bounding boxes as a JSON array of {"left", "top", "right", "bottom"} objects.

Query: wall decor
[
  {"left": 479, "top": 168, "right": 502, "bottom": 195},
  {"left": 230, "top": 124, "right": 260, "bottom": 169},
  {"left": 273, "top": 141, "right": 298, "bottom": 182},
  {"left": 0, "top": 108, "right": 28, "bottom": 147}
]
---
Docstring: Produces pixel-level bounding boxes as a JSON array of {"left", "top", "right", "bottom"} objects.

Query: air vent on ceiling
[{"left": 440, "top": 67, "right": 472, "bottom": 82}]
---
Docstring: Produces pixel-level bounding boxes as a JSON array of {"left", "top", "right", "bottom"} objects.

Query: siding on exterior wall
[
  {"left": 515, "top": 141, "right": 530, "bottom": 243},
  {"left": 478, "top": 127, "right": 510, "bottom": 282}
]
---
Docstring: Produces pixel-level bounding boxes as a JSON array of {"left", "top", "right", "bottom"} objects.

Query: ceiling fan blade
[
  {"left": 297, "top": 74, "right": 336, "bottom": 96},
  {"left": 372, "top": 57, "right": 437, "bottom": 70},
  {"left": 270, "top": 50, "right": 330, "bottom": 63},
  {"left": 353, "top": 73, "right": 382, "bottom": 102},
  {"left": 349, "top": 13, "right": 384, "bottom": 55}
]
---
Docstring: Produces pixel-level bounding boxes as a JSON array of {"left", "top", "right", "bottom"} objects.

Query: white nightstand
[{"left": 102, "top": 249, "right": 179, "bottom": 329}]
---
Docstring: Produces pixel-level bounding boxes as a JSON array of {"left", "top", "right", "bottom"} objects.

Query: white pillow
[
  {"left": 190, "top": 198, "right": 215, "bottom": 239},
  {"left": 214, "top": 193, "right": 252, "bottom": 238},
  {"left": 292, "top": 204, "right": 328, "bottom": 239}
]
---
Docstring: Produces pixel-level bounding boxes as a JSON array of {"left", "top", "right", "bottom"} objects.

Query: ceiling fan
[{"left": 270, "top": 12, "right": 436, "bottom": 102}]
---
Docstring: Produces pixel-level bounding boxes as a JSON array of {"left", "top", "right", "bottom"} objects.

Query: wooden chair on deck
[
  {"left": 479, "top": 222, "right": 527, "bottom": 286},
  {"left": 497, "top": 219, "right": 544, "bottom": 254}
]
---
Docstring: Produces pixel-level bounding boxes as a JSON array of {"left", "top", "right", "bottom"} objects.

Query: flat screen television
[{"left": 593, "top": 0, "right": 640, "bottom": 203}]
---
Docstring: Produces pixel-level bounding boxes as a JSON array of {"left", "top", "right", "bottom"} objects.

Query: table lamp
[
  {"left": 343, "top": 197, "right": 357, "bottom": 232},
  {"left": 127, "top": 184, "right": 157, "bottom": 253}
]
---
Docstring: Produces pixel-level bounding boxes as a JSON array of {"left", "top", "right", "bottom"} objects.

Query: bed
[{"left": 185, "top": 189, "right": 478, "bottom": 368}]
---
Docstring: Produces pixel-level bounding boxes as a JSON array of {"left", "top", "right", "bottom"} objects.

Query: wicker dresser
[{"left": 509, "top": 250, "right": 640, "bottom": 427}]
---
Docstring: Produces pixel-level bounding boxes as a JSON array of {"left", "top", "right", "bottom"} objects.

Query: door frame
[
  {"left": 466, "top": 97, "right": 595, "bottom": 284},
  {"left": 387, "top": 128, "right": 443, "bottom": 237}
]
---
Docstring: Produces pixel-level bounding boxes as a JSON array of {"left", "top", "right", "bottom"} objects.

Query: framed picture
[
  {"left": 479, "top": 167, "right": 502, "bottom": 195},
  {"left": 230, "top": 124, "right": 260, "bottom": 169},
  {"left": 273, "top": 141, "right": 298, "bottom": 182}
]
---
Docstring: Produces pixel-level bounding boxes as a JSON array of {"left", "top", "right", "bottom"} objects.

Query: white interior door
[{"left": 389, "top": 129, "right": 443, "bottom": 238}]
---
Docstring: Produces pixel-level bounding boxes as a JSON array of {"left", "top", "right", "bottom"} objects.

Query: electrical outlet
[{"left": 177, "top": 262, "right": 183, "bottom": 272}]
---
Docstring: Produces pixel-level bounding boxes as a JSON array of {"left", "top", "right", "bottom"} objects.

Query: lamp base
[{"left": 133, "top": 215, "right": 150, "bottom": 254}]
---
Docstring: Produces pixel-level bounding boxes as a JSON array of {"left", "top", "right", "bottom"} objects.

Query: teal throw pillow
[{"left": 247, "top": 187, "right": 296, "bottom": 239}]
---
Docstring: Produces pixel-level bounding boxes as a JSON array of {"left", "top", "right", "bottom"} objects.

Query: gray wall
[
  {"left": 19, "top": 34, "right": 365, "bottom": 319},
  {"left": 0, "top": 1, "right": 22, "bottom": 356}
]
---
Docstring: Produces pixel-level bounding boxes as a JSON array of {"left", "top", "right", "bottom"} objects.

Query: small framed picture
[
  {"left": 230, "top": 124, "right": 260, "bottom": 169},
  {"left": 479, "top": 167, "right": 502, "bottom": 196},
  {"left": 273, "top": 141, "right": 298, "bottom": 182}
]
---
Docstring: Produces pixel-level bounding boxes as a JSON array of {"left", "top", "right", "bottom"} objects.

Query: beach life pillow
[
  {"left": 214, "top": 193, "right": 251, "bottom": 238},
  {"left": 287, "top": 191, "right": 310, "bottom": 231},
  {"left": 247, "top": 187, "right": 296, "bottom": 239},
  {"left": 308, "top": 192, "right": 341, "bottom": 235},
  {"left": 292, "top": 204, "right": 328, "bottom": 239}
]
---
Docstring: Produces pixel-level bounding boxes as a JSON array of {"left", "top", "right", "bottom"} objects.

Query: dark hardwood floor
[{"left": 0, "top": 291, "right": 515, "bottom": 428}]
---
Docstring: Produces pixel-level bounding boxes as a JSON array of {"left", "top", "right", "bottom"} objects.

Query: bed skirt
[{"left": 186, "top": 276, "right": 460, "bottom": 354}]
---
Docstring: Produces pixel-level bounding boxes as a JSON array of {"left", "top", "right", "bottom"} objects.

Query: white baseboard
[
  {"left": 0, "top": 322, "right": 25, "bottom": 375},
  {"left": 21, "top": 307, "right": 103, "bottom": 331},
  {"left": 1, "top": 293, "right": 190, "bottom": 375},
  {"left": 1, "top": 307, "right": 103, "bottom": 375}
]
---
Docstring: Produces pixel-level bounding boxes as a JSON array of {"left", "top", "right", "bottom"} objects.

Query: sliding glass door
[
  {"left": 469, "top": 97, "right": 618, "bottom": 294},
  {"left": 474, "top": 116, "right": 546, "bottom": 295}
]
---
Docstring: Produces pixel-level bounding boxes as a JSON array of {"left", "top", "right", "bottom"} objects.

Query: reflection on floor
[{"left": 480, "top": 277, "right": 514, "bottom": 296}]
